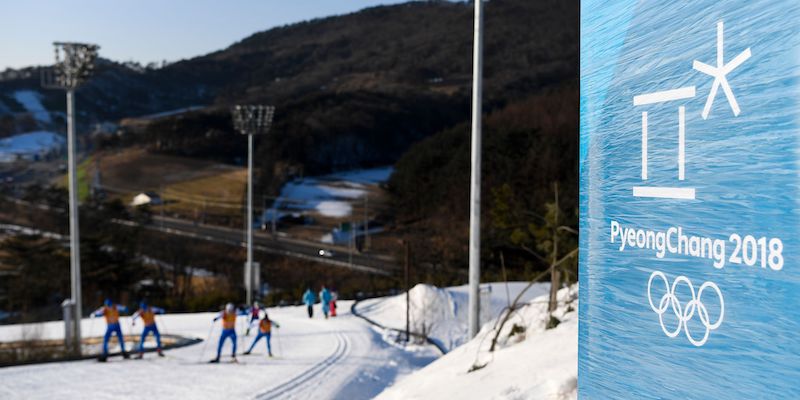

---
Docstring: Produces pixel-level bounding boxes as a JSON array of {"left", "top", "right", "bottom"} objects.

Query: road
[
  {"left": 0, "top": 303, "right": 438, "bottom": 400},
  {"left": 0, "top": 195, "right": 399, "bottom": 275},
  {"left": 140, "top": 216, "right": 399, "bottom": 276}
]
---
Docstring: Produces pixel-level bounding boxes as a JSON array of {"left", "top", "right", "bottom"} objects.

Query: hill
[{"left": 0, "top": 0, "right": 578, "bottom": 180}]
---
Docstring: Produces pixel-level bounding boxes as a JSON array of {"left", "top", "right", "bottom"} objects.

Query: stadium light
[
  {"left": 42, "top": 42, "right": 100, "bottom": 356},
  {"left": 232, "top": 105, "right": 275, "bottom": 305}
]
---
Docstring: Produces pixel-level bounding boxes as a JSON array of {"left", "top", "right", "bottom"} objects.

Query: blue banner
[{"left": 579, "top": 1, "right": 800, "bottom": 398}]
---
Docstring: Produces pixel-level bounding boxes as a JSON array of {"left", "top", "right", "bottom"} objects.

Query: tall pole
[
  {"left": 467, "top": 0, "right": 484, "bottom": 339},
  {"left": 66, "top": 89, "right": 82, "bottom": 353},
  {"left": 246, "top": 133, "right": 254, "bottom": 305},
  {"left": 364, "top": 194, "right": 369, "bottom": 251},
  {"left": 405, "top": 240, "right": 410, "bottom": 342},
  {"left": 45, "top": 42, "right": 99, "bottom": 356},
  {"left": 232, "top": 105, "right": 275, "bottom": 306}
]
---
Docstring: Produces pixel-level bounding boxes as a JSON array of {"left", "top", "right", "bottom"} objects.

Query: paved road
[{"left": 138, "top": 216, "right": 399, "bottom": 276}]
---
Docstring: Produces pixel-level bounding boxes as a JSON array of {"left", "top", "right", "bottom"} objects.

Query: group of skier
[
  {"left": 302, "top": 285, "right": 337, "bottom": 319},
  {"left": 209, "top": 301, "right": 279, "bottom": 363},
  {"left": 91, "top": 287, "right": 337, "bottom": 364},
  {"left": 91, "top": 298, "right": 165, "bottom": 362}
]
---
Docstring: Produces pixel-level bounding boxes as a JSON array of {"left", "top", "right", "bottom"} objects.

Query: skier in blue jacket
[
  {"left": 320, "top": 286, "right": 333, "bottom": 319},
  {"left": 303, "top": 288, "right": 316, "bottom": 318}
]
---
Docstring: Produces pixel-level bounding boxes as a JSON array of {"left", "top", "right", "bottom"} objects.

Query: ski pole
[
  {"left": 130, "top": 319, "right": 139, "bottom": 353},
  {"left": 198, "top": 321, "right": 215, "bottom": 362},
  {"left": 275, "top": 327, "right": 283, "bottom": 358}
]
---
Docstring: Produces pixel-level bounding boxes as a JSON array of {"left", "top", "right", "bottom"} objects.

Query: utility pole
[
  {"left": 232, "top": 105, "right": 275, "bottom": 305},
  {"left": 43, "top": 42, "right": 99, "bottom": 356},
  {"left": 468, "top": 0, "right": 484, "bottom": 339},
  {"left": 405, "top": 240, "right": 410, "bottom": 342},
  {"left": 364, "top": 194, "right": 369, "bottom": 251},
  {"left": 271, "top": 197, "right": 278, "bottom": 236},
  {"left": 349, "top": 221, "right": 355, "bottom": 268}
]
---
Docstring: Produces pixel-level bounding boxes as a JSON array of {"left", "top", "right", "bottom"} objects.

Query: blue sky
[{"left": 0, "top": 0, "right": 410, "bottom": 70}]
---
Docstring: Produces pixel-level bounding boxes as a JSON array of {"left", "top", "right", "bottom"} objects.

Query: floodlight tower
[
  {"left": 43, "top": 42, "right": 99, "bottom": 355},
  {"left": 232, "top": 105, "right": 275, "bottom": 305},
  {"left": 468, "top": 0, "right": 484, "bottom": 339}
]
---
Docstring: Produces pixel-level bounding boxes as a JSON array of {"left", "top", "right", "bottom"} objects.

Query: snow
[
  {"left": 274, "top": 166, "right": 393, "bottom": 218},
  {"left": 375, "top": 285, "right": 578, "bottom": 400},
  {"left": 0, "top": 131, "right": 65, "bottom": 163},
  {"left": 0, "top": 302, "right": 437, "bottom": 400},
  {"left": 12, "top": 90, "right": 51, "bottom": 123},
  {"left": 315, "top": 200, "right": 353, "bottom": 218},
  {"left": 0, "top": 281, "right": 577, "bottom": 399},
  {"left": 356, "top": 282, "right": 550, "bottom": 351}
]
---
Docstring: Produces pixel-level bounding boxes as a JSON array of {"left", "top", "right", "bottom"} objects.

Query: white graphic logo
[
  {"left": 693, "top": 21, "right": 752, "bottom": 119},
  {"left": 647, "top": 271, "right": 725, "bottom": 347},
  {"left": 631, "top": 21, "right": 752, "bottom": 200}
]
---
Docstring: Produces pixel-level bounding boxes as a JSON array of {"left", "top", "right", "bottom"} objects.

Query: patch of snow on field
[
  {"left": 315, "top": 200, "right": 353, "bottom": 217},
  {"left": 376, "top": 285, "right": 578, "bottom": 400},
  {"left": 357, "top": 282, "right": 549, "bottom": 351},
  {"left": 0, "top": 131, "right": 64, "bottom": 162},
  {"left": 13, "top": 91, "right": 51, "bottom": 123},
  {"left": 276, "top": 166, "right": 392, "bottom": 218}
]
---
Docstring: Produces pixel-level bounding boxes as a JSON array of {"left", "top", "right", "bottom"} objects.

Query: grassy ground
[{"left": 82, "top": 148, "right": 247, "bottom": 223}]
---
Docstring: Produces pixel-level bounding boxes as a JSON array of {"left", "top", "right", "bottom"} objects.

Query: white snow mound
[
  {"left": 375, "top": 285, "right": 578, "bottom": 400},
  {"left": 357, "top": 282, "right": 549, "bottom": 351}
]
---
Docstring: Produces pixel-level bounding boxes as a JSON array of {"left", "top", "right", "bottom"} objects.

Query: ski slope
[{"left": 0, "top": 302, "right": 438, "bottom": 400}]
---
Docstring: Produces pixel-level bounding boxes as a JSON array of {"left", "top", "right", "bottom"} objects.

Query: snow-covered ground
[
  {"left": 0, "top": 131, "right": 65, "bottom": 163},
  {"left": 12, "top": 90, "right": 51, "bottom": 123},
  {"left": 274, "top": 167, "right": 392, "bottom": 218},
  {"left": 356, "top": 282, "right": 550, "bottom": 351},
  {"left": 0, "top": 281, "right": 578, "bottom": 399},
  {"left": 0, "top": 302, "right": 437, "bottom": 400},
  {"left": 375, "top": 285, "right": 578, "bottom": 400}
]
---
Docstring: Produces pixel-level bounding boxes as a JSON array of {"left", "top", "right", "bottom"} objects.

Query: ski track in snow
[
  {"left": 255, "top": 332, "right": 349, "bottom": 399},
  {"left": 0, "top": 303, "right": 437, "bottom": 400}
]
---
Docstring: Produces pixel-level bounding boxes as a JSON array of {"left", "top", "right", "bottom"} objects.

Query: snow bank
[
  {"left": 357, "top": 282, "right": 549, "bottom": 351},
  {"left": 13, "top": 90, "right": 51, "bottom": 123},
  {"left": 0, "top": 131, "right": 65, "bottom": 163},
  {"left": 376, "top": 285, "right": 578, "bottom": 400}
]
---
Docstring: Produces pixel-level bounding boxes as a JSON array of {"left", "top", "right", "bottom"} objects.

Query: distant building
[{"left": 131, "top": 192, "right": 162, "bottom": 207}]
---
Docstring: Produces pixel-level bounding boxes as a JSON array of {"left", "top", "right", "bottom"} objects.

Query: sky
[{"left": 0, "top": 0, "right": 410, "bottom": 70}]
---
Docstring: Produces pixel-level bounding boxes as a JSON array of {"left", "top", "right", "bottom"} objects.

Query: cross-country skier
[
  {"left": 320, "top": 286, "right": 332, "bottom": 319},
  {"left": 303, "top": 288, "right": 316, "bottom": 318},
  {"left": 131, "top": 300, "right": 165, "bottom": 359},
  {"left": 243, "top": 313, "right": 280, "bottom": 357},
  {"left": 92, "top": 298, "right": 130, "bottom": 362},
  {"left": 209, "top": 303, "right": 244, "bottom": 363},
  {"left": 330, "top": 290, "right": 338, "bottom": 318},
  {"left": 245, "top": 301, "right": 261, "bottom": 336}
]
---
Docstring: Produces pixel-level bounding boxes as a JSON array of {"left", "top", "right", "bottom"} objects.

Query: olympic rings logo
[{"left": 647, "top": 271, "right": 724, "bottom": 347}]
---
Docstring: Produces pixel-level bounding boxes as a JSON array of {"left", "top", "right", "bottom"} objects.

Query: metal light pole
[
  {"left": 232, "top": 105, "right": 275, "bottom": 305},
  {"left": 43, "top": 42, "right": 99, "bottom": 355},
  {"left": 468, "top": 0, "right": 484, "bottom": 339}
]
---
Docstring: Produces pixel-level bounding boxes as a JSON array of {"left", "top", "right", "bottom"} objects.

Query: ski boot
[
  {"left": 157, "top": 349, "right": 165, "bottom": 357},
  {"left": 209, "top": 357, "right": 220, "bottom": 363},
  {"left": 98, "top": 355, "right": 108, "bottom": 362}
]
